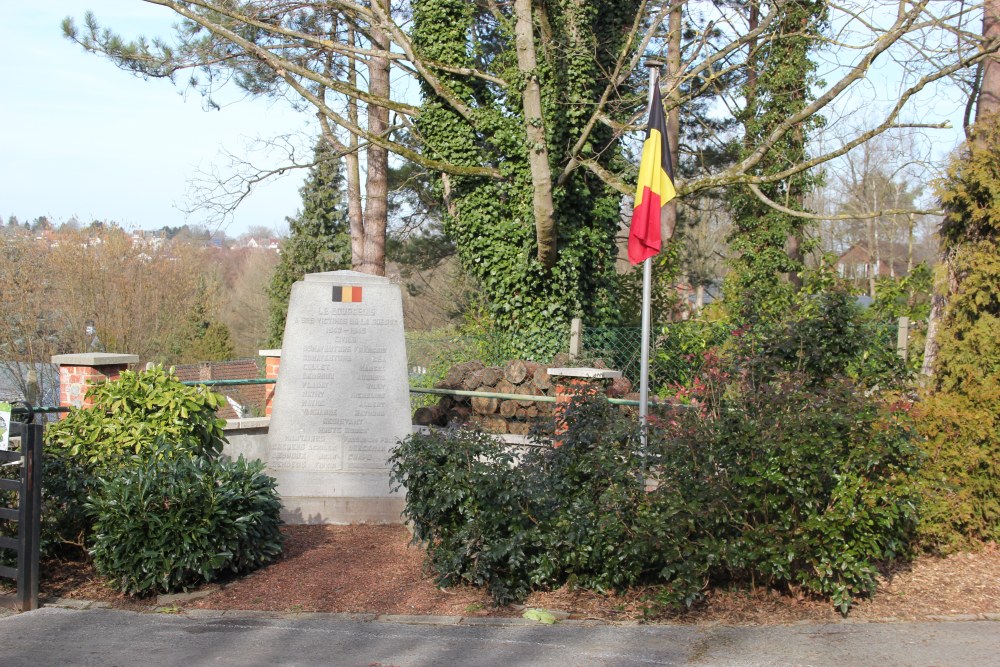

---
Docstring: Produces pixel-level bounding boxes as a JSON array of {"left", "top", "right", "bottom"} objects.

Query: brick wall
[{"left": 173, "top": 358, "right": 266, "bottom": 419}]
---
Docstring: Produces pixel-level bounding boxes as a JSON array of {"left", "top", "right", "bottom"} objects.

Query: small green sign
[{"left": 0, "top": 401, "right": 10, "bottom": 451}]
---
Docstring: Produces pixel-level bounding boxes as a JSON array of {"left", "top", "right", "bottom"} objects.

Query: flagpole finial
[{"left": 644, "top": 58, "right": 665, "bottom": 71}]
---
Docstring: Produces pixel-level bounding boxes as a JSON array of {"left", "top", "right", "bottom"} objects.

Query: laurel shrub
[
  {"left": 88, "top": 453, "right": 283, "bottom": 595},
  {"left": 392, "top": 294, "right": 920, "bottom": 614}
]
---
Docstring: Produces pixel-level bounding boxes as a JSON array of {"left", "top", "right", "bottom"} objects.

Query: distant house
[
  {"left": 239, "top": 237, "right": 282, "bottom": 252},
  {"left": 835, "top": 243, "right": 913, "bottom": 286},
  {"left": 129, "top": 230, "right": 165, "bottom": 250}
]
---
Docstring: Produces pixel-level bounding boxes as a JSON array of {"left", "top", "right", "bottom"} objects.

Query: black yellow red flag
[{"left": 629, "top": 84, "right": 676, "bottom": 264}]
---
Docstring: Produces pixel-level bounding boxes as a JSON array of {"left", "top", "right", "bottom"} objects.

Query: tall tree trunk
[
  {"left": 866, "top": 218, "right": 876, "bottom": 297},
  {"left": 787, "top": 235, "right": 803, "bottom": 287},
  {"left": 907, "top": 213, "right": 914, "bottom": 274},
  {"left": 663, "top": 2, "right": 682, "bottom": 244},
  {"left": 979, "top": 0, "right": 1000, "bottom": 122},
  {"left": 360, "top": 7, "right": 391, "bottom": 276},
  {"left": 921, "top": 268, "right": 947, "bottom": 378},
  {"left": 513, "top": 0, "right": 557, "bottom": 269},
  {"left": 344, "top": 26, "right": 365, "bottom": 271}
]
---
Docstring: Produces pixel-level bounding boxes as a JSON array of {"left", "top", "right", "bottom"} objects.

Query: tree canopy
[{"left": 64, "top": 1, "right": 999, "bottom": 353}]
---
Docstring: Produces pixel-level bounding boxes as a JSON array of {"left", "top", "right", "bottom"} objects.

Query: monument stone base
[{"left": 279, "top": 497, "right": 407, "bottom": 525}]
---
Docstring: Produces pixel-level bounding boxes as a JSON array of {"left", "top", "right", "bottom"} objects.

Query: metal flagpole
[{"left": 638, "top": 61, "right": 661, "bottom": 454}]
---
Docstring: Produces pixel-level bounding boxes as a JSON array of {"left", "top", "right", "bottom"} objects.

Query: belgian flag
[
  {"left": 332, "top": 285, "right": 363, "bottom": 303},
  {"left": 629, "top": 84, "right": 676, "bottom": 265}
]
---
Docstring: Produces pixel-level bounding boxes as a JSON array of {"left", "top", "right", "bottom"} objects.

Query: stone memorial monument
[{"left": 266, "top": 271, "right": 410, "bottom": 524}]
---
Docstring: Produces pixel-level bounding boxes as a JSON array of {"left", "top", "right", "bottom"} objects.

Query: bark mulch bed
[{"left": 6, "top": 525, "right": 999, "bottom": 625}]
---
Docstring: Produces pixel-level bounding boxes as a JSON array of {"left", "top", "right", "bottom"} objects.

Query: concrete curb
[
  {"left": 10, "top": 599, "right": 1000, "bottom": 629},
  {"left": 156, "top": 585, "right": 220, "bottom": 606},
  {"left": 375, "top": 614, "right": 462, "bottom": 625}
]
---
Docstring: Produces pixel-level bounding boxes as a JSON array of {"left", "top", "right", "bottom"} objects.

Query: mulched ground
[{"left": 5, "top": 525, "right": 999, "bottom": 624}]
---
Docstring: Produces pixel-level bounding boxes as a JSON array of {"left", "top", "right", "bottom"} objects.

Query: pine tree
[
  {"left": 266, "top": 140, "right": 351, "bottom": 347},
  {"left": 915, "top": 118, "right": 1000, "bottom": 550},
  {"left": 172, "top": 279, "right": 236, "bottom": 363}
]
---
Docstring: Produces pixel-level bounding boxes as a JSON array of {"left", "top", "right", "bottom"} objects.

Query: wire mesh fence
[
  {"left": 404, "top": 327, "right": 569, "bottom": 411},
  {"left": 580, "top": 321, "right": 732, "bottom": 388},
  {"left": 581, "top": 317, "right": 921, "bottom": 389}
]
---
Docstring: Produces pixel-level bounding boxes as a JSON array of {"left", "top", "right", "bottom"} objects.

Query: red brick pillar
[
  {"left": 52, "top": 353, "right": 140, "bottom": 414},
  {"left": 260, "top": 349, "right": 281, "bottom": 417},
  {"left": 547, "top": 367, "right": 622, "bottom": 446}
]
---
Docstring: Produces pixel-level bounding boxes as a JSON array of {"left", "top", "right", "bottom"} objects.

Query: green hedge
[
  {"left": 42, "top": 365, "right": 229, "bottom": 555},
  {"left": 392, "top": 289, "right": 921, "bottom": 614},
  {"left": 88, "top": 454, "right": 284, "bottom": 596},
  {"left": 38, "top": 365, "right": 284, "bottom": 594}
]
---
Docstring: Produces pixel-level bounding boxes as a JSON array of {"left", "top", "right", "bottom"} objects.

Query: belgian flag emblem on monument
[{"left": 331, "top": 285, "right": 363, "bottom": 303}]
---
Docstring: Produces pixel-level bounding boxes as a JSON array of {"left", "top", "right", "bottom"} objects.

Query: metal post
[
  {"left": 896, "top": 316, "right": 910, "bottom": 361},
  {"left": 639, "top": 258, "right": 653, "bottom": 450},
  {"left": 638, "top": 62, "right": 661, "bottom": 453},
  {"left": 569, "top": 318, "right": 583, "bottom": 359},
  {"left": 24, "top": 423, "right": 41, "bottom": 611}
]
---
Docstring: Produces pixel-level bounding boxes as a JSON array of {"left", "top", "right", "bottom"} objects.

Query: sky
[
  {"left": 1, "top": 2, "right": 314, "bottom": 238},
  {"left": 0, "top": 2, "right": 972, "bottom": 240}
]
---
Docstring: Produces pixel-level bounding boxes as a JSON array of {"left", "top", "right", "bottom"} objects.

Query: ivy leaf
[{"left": 522, "top": 608, "right": 557, "bottom": 624}]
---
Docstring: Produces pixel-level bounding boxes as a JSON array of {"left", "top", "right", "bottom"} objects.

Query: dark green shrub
[
  {"left": 652, "top": 318, "right": 731, "bottom": 389},
  {"left": 656, "top": 371, "right": 920, "bottom": 613},
  {"left": 391, "top": 428, "right": 539, "bottom": 604},
  {"left": 42, "top": 365, "right": 228, "bottom": 553},
  {"left": 870, "top": 263, "right": 932, "bottom": 322},
  {"left": 530, "top": 396, "right": 705, "bottom": 598},
  {"left": 752, "top": 284, "right": 909, "bottom": 389},
  {"left": 393, "top": 287, "right": 921, "bottom": 614},
  {"left": 88, "top": 453, "right": 284, "bottom": 595}
]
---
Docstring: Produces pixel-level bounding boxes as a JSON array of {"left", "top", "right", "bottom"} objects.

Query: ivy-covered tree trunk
[
  {"left": 513, "top": 0, "right": 557, "bottom": 268},
  {"left": 726, "top": 0, "right": 827, "bottom": 322},
  {"left": 412, "top": 0, "right": 641, "bottom": 358}
]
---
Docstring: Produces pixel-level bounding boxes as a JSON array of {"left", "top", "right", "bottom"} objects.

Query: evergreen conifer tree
[{"left": 172, "top": 279, "right": 236, "bottom": 363}]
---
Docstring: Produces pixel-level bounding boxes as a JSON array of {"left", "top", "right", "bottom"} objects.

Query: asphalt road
[{"left": 1, "top": 608, "right": 998, "bottom": 666}]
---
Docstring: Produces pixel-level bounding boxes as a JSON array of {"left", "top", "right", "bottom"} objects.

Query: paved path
[{"left": 1, "top": 607, "right": 998, "bottom": 666}]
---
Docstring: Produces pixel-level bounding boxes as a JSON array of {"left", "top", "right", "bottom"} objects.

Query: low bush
[
  {"left": 657, "top": 371, "right": 919, "bottom": 613},
  {"left": 88, "top": 453, "right": 284, "bottom": 595},
  {"left": 389, "top": 428, "right": 538, "bottom": 604},
  {"left": 38, "top": 365, "right": 285, "bottom": 594},
  {"left": 46, "top": 365, "right": 227, "bottom": 470},
  {"left": 392, "top": 288, "right": 921, "bottom": 614},
  {"left": 652, "top": 318, "right": 731, "bottom": 389},
  {"left": 41, "top": 365, "right": 229, "bottom": 554}
]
